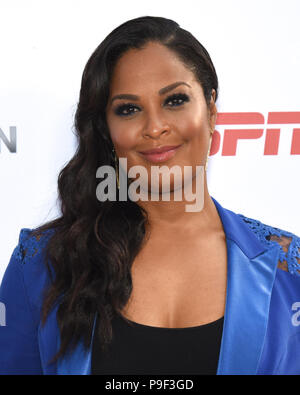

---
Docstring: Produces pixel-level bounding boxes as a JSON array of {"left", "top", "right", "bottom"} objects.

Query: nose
[{"left": 142, "top": 108, "right": 171, "bottom": 139}]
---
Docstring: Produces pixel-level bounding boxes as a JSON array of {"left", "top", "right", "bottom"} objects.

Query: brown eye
[
  {"left": 114, "top": 103, "right": 140, "bottom": 116},
  {"left": 164, "top": 93, "right": 190, "bottom": 107}
]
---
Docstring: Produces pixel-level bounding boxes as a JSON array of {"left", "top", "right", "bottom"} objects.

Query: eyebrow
[{"left": 110, "top": 81, "right": 191, "bottom": 104}]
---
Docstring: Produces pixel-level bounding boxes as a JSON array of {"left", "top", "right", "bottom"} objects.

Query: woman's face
[{"left": 105, "top": 41, "right": 217, "bottom": 192}]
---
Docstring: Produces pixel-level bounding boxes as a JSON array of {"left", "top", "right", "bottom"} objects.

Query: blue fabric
[{"left": 1, "top": 196, "right": 300, "bottom": 375}]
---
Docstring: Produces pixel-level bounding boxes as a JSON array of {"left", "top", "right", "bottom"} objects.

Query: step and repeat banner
[{"left": 1, "top": 0, "right": 299, "bottom": 280}]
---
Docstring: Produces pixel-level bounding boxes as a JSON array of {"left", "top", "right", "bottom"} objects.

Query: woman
[{"left": 1, "top": 16, "right": 300, "bottom": 375}]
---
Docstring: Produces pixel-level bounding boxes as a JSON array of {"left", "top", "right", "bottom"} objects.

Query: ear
[{"left": 209, "top": 89, "right": 217, "bottom": 134}]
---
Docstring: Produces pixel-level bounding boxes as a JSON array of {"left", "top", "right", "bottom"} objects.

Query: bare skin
[{"left": 106, "top": 41, "right": 227, "bottom": 328}]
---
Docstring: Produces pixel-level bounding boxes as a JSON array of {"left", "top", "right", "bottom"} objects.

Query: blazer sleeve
[{"left": 0, "top": 229, "right": 44, "bottom": 375}]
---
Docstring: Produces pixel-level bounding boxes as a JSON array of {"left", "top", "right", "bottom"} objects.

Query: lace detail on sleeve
[
  {"left": 238, "top": 214, "right": 300, "bottom": 277},
  {"left": 13, "top": 228, "right": 54, "bottom": 265}
]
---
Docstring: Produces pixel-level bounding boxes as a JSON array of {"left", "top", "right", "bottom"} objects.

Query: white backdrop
[{"left": 1, "top": 0, "right": 300, "bottom": 281}]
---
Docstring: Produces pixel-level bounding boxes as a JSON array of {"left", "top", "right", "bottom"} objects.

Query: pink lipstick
[{"left": 138, "top": 144, "right": 182, "bottom": 163}]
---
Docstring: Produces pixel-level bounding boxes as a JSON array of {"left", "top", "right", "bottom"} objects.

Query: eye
[
  {"left": 164, "top": 93, "right": 190, "bottom": 107},
  {"left": 114, "top": 103, "right": 140, "bottom": 117}
]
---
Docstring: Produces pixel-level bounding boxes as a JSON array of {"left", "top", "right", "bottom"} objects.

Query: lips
[
  {"left": 139, "top": 145, "right": 182, "bottom": 154},
  {"left": 138, "top": 144, "right": 183, "bottom": 163}
]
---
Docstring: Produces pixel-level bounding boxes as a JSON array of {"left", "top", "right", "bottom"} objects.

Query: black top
[{"left": 92, "top": 313, "right": 224, "bottom": 375}]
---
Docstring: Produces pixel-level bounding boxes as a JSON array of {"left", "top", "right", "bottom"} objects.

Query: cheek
[
  {"left": 107, "top": 118, "right": 139, "bottom": 151},
  {"left": 175, "top": 108, "right": 210, "bottom": 165},
  {"left": 175, "top": 108, "right": 208, "bottom": 141}
]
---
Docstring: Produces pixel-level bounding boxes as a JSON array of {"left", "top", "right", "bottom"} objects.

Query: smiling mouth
[{"left": 138, "top": 144, "right": 183, "bottom": 163}]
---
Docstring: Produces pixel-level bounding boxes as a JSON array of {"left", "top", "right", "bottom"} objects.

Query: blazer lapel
[
  {"left": 56, "top": 335, "right": 92, "bottom": 375},
  {"left": 38, "top": 303, "right": 60, "bottom": 374},
  {"left": 212, "top": 197, "right": 281, "bottom": 374},
  {"left": 39, "top": 301, "right": 94, "bottom": 375},
  {"left": 42, "top": 196, "right": 281, "bottom": 375},
  {"left": 56, "top": 314, "right": 96, "bottom": 375}
]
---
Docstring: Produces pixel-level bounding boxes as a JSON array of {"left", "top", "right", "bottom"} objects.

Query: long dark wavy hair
[{"left": 32, "top": 15, "right": 219, "bottom": 364}]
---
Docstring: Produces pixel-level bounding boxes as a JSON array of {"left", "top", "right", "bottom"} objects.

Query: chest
[{"left": 120, "top": 231, "right": 228, "bottom": 328}]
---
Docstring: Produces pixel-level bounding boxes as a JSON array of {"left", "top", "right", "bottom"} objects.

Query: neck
[{"left": 136, "top": 172, "right": 221, "bottom": 235}]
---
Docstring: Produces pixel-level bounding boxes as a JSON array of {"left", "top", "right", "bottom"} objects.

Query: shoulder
[
  {"left": 6, "top": 227, "right": 56, "bottom": 313},
  {"left": 237, "top": 213, "right": 300, "bottom": 277},
  {"left": 12, "top": 226, "right": 56, "bottom": 281},
  {"left": 12, "top": 227, "right": 55, "bottom": 264}
]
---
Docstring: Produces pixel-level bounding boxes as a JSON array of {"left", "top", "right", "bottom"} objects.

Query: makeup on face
[
  {"left": 137, "top": 144, "right": 184, "bottom": 164},
  {"left": 112, "top": 92, "right": 190, "bottom": 118},
  {"left": 106, "top": 42, "right": 215, "bottom": 177}
]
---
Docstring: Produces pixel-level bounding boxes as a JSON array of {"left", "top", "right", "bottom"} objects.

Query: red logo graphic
[{"left": 211, "top": 112, "right": 300, "bottom": 156}]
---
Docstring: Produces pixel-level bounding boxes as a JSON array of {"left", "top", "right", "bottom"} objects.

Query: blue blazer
[{"left": 1, "top": 196, "right": 300, "bottom": 375}]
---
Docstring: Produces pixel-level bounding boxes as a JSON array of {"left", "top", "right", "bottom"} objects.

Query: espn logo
[{"left": 212, "top": 112, "right": 300, "bottom": 156}]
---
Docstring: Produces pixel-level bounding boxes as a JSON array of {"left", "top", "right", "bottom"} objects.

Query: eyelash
[{"left": 114, "top": 93, "right": 190, "bottom": 117}]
